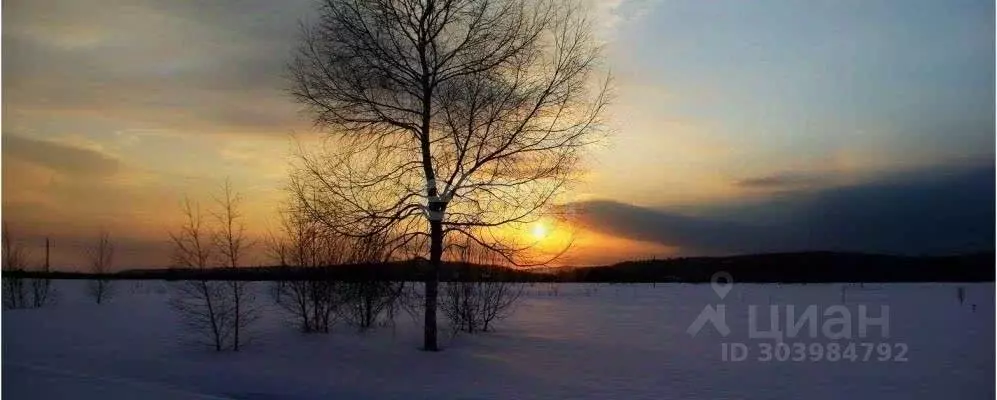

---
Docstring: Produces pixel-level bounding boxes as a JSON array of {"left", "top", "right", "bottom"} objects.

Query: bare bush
[
  {"left": 169, "top": 198, "right": 234, "bottom": 351},
  {"left": 213, "top": 180, "right": 258, "bottom": 351},
  {"left": 3, "top": 228, "right": 56, "bottom": 308},
  {"left": 340, "top": 281, "right": 405, "bottom": 331},
  {"left": 268, "top": 209, "right": 344, "bottom": 333},
  {"left": 87, "top": 231, "right": 115, "bottom": 304},
  {"left": 29, "top": 237, "right": 54, "bottom": 308},
  {"left": 339, "top": 234, "right": 408, "bottom": 331},
  {"left": 171, "top": 278, "right": 235, "bottom": 351},
  {"left": 442, "top": 241, "right": 524, "bottom": 333},
  {"left": 2, "top": 223, "right": 29, "bottom": 309},
  {"left": 269, "top": 208, "right": 412, "bottom": 333},
  {"left": 170, "top": 183, "right": 260, "bottom": 353}
]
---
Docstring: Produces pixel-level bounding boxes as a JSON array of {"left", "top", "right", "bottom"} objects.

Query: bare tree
[
  {"left": 2, "top": 223, "right": 30, "bottom": 309},
  {"left": 289, "top": 0, "right": 608, "bottom": 351},
  {"left": 442, "top": 240, "right": 523, "bottom": 333},
  {"left": 87, "top": 231, "right": 115, "bottom": 304},
  {"left": 212, "top": 180, "right": 257, "bottom": 351},
  {"left": 169, "top": 198, "right": 233, "bottom": 351}
]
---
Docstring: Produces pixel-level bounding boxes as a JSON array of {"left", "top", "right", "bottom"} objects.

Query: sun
[{"left": 531, "top": 222, "right": 549, "bottom": 240}]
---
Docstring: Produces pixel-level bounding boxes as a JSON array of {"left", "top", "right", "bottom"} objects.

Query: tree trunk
[{"left": 423, "top": 219, "right": 442, "bottom": 351}]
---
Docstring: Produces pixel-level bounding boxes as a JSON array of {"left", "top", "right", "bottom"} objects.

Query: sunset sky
[{"left": 3, "top": 0, "right": 994, "bottom": 269}]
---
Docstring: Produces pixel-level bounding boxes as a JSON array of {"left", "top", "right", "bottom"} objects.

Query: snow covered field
[{"left": 3, "top": 280, "right": 993, "bottom": 399}]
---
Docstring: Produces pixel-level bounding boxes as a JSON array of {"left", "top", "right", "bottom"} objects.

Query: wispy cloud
[
  {"left": 735, "top": 173, "right": 827, "bottom": 190},
  {"left": 586, "top": 0, "right": 660, "bottom": 41}
]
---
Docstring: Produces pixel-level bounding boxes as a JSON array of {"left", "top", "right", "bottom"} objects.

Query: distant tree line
[
  {"left": 568, "top": 252, "right": 994, "bottom": 283},
  {"left": 8, "top": 251, "right": 992, "bottom": 284}
]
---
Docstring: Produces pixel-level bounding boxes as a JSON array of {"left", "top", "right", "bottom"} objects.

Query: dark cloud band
[{"left": 573, "top": 165, "right": 995, "bottom": 256}]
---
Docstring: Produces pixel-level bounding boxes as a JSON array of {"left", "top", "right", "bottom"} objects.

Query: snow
[{"left": 3, "top": 281, "right": 994, "bottom": 399}]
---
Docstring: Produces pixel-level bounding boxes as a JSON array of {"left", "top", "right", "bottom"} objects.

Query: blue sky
[{"left": 595, "top": 0, "right": 992, "bottom": 197}]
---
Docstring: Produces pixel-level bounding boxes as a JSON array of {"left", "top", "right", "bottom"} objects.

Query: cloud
[
  {"left": 572, "top": 165, "right": 995, "bottom": 256},
  {"left": 2, "top": 134, "right": 120, "bottom": 178},
  {"left": 3, "top": 0, "right": 314, "bottom": 138},
  {"left": 571, "top": 200, "right": 757, "bottom": 254},
  {"left": 584, "top": 0, "right": 661, "bottom": 41},
  {"left": 736, "top": 173, "right": 826, "bottom": 190},
  {"left": 774, "top": 165, "right": 995, "bottom": 255}
]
